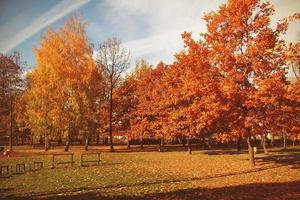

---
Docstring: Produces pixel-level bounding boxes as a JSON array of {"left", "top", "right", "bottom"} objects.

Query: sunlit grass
[{"left": 0, "top": 145, "right": 299, "bottom": 199}]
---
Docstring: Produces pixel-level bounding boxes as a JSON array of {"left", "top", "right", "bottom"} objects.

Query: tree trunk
[
  {"left": 96, "top": 133, "right": 100, "bottom": 145},
  {"left": 282, "top": 132, "right": 287, "bottom": 150},
  {"left": 58, "top": 135, "right": 62, "bottom": 145},
  {"left": 247, "top": 137, "right": 255, "bottom": 167},
  {"left": 64, "top": 134, "right": 70, "bottom": 152},
  {"left": 187, "top": 136, "right": 192, "bottom": 154},
  {"left": 159, "top": 137, "right": 164, "bottom": 152},
  {"left": 237, "top": 137, "right": 242, "bottom": 152},
  {"left": 9, "top": 98, "right": 13, "bottom": 151},
  {"left": 208, "top": 137, "right": 212, "bottom": 149},
  {"left": 182, "top": 135, "right": 186, "bottom": 147},
  {"left": 44, "top": 135, "right": 49, "bottom": 152},
  {"left": 109, "top": 80, "right": 115, "bottom": 152},
  {"left": 39, "top": 135, "right": 43, "bottom": 145},
  {"left": 64, "top": 140, "right": 69, "bottom": 152},
  {"left": 202, "top": 137, "right": 207, "bottom": 149},
  {"left": 261, "top": 135, "right": 268, "bottom": 154},
  {"left": 32, "top": 135, "right": 35, "bottom": 149},
  {"left": 140, "top": 138, "right": 144, "bottom": 150},
  {"left": 270, "top": 134, "right": 274, "bottom": 147},
  {"left": 104, "top": 136, "right": 108, "bottom": 145},
  {"left": 30, "top": 135, "right": 33, "bottom": 146},
  {"left": 127, "top": 139, "right": 131, "bottom": 149},
  {"left": 292, "top": 139, "right": 296, "bottom": 147},
  {"left": 85, "top": 137, "right": 89, "bottom": 151}
]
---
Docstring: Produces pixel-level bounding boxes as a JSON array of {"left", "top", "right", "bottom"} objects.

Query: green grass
[{"left": 0, "top": 145, "right": 299, "bottom": 199}]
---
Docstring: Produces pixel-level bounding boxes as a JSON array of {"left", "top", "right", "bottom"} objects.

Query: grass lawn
[{"left": 0, "top": 145, "right": 299, "bottom": 199}]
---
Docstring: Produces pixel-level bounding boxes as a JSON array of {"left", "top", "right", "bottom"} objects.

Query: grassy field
[{"left": 0, "top": 145, "right": 299, "bottom": 200}]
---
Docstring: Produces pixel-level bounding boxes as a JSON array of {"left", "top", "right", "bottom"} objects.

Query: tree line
[{"left": 0, "top": 0, "right": 299, "bottom": 166}]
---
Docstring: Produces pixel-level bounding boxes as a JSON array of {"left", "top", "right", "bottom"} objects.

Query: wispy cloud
[
  {"left": 100, "top": 0, "right": 225, "bottom": 68},
  {"left": 99, "top": 0, "right": 300, "bottom": 70},
  {"left": 0, "top": 0, "right": 89, "bottom": 54},
  {"left": 123, "top": 25, "right": 203, "bottom": 68}
]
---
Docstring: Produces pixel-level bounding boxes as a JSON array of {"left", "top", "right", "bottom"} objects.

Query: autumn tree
[
  {"left": 167, "top": 36, "right": 226, "bottom": 154},
  {"left": 96, "top": 37, "right": 130, "bottom": 152},
  {"left": 131, "top": 62, "right": 165, "bottom": 150},
  {"left": 26, "top": 16, "right": 102, "bottom": 151},
  {"left": 113, "top": 63, "right": 143, "bottom": 148},
  {"left": 193, "top": 0, "right": 298, "bottom": 166},
  {"left": 0, "top": 52, "right": 23, "bottom": 151},
  {"left": 125, "top": 61, "right": 152, "bottom": 149},
  {"left": 285, "top": 40, "right": 300, "bottom": 147}
]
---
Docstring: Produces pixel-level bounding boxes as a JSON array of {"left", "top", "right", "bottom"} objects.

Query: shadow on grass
[
  {"left": 101, "top": 144, "right": 237, "bottom": 153},
  {"left": 201, "top": 150, "right": 247, "bottom": 155},
  {"left": 272, "top": 147, "right": 300, "bottom": 153},
  {"left": 6, "top": 164, "right": 290, "bottom": 200},
  {"left": 201, "top": 147, "right": 300, "bottom": 169},
  {"left": 256, "top": 153, "right": 300, "bottom": 169},
  {"left": 10, "top": 181, "right": 300, "bottom": 200}
]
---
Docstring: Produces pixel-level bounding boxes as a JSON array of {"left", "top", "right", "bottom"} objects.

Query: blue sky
[{"left": 0, "top": 0, "right": 299, "bottom": 72}]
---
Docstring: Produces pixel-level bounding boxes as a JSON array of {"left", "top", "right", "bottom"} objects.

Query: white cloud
[
  {"left": 270, "top": 0, "right": 300, "bottom": 43},
  {"left": 0, "top": 0, "right": 90, "bottom": 54},
  {"left": 123, "top": 25, "right": 203, "bottom": 69},
  {"left": 105, "top": 0, "right": 300, "bottom": 71},
  {"left": 101, "top": 0, "right": 225, "bottom": 68}
]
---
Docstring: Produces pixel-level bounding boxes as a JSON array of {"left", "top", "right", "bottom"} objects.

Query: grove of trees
[{"left": 0, "top": 0, "right": 299, "bottom": 166}]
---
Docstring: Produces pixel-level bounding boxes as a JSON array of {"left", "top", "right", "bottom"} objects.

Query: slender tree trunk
[
  {"left": 292, "top": 139, "right": 296, "bottom": 147},
  {"left": 140, "top": 138, "right": 144, "bottom": 150},
  {"left": 44, "top": 134, "right": 49, "bottom": 152},
  {"left": 187, "top": 136, "right": 192, "bottom": 154},
  {"left": 109, "top": 83, "right": 115, "bottom": 152},
  {"left": 208, "top": 137, "right": 213, "bottom": 149},
  {"left": 282, "top": 132, "right": 287, "bottom": 150},
  {"left": 39, "top": 135, "right": 43, "bottom": 145},
  {"left": 58, "top": 134, "right": 62, "bottom": 145},
  {"left": 127, "top": 139, "right": 131, "bottom": 149},
  {"left": 103, "top": 136, "right": 107, "bottom": 145},
  {"left": 64, "top": 134, "right": 70, "bottom": 152},
  {"left": 182, "top": 135, "right": 186, "bottom": 147},
  {"left": 30, "top": 135, "right": 33, "bottom": 146},
  {"left": 247, "top": 137, "right": 255, "bottom": 167},
  {"left": 85, "top": 137, "right": 89, "bottom": 151},
  {"left": 237, "top": 137, "right": 242, "bottom": 152},
  {"left": 96, "top": 133, "right": 100, "bottom": 145},
  {"left": 159, "top": 137, "right": 164, "bottom": 152},
  {"left": 32, "top": 141, "right": 35, "bottom": 149},
  {"left": 9, "top": 98, "right": 13, "bottom": 151},
  {"left": 202, "top": 137, "right": 207, "bottom": 149},
  {"left": 270, "top": 134, "right": 274, "bottom": 147},
  {"left": 261, "top": 135, "right": 268, "bottom": 154}
]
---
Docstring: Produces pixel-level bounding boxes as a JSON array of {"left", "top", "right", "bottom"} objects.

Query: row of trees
[
  {"left": 112, "top": 0, "right": 300, "bottom": 166},
  {"left": 0, "top": 0, "right": 299, "bottom": 166},
  {"left": 0, "top": 17, "right": 130, "bottom": 152},
  {"left": 23, "top": 17, "right": 131, "bottom": 152},
  {"left": 0, "top": 52, "right": 23, "bottom": 151}
]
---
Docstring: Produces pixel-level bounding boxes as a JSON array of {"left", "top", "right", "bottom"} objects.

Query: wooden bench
[
  {"left": 15, "top": 163, "right": 26, "bottom": 174},
  {"left": 80, "top": 152, "right": 101, "bottom": 167},
  {"left": 29, "top": 161, "right": 44, "bottom": 171},
  {"left": 33, "top": 161, "right": 43, "bottom": 170},
  {"left": 52, "top": 153, "right": 74, "bottom": 168},
  {"left": 0, "top": 165, "right": 10, "bottom": 177}
]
